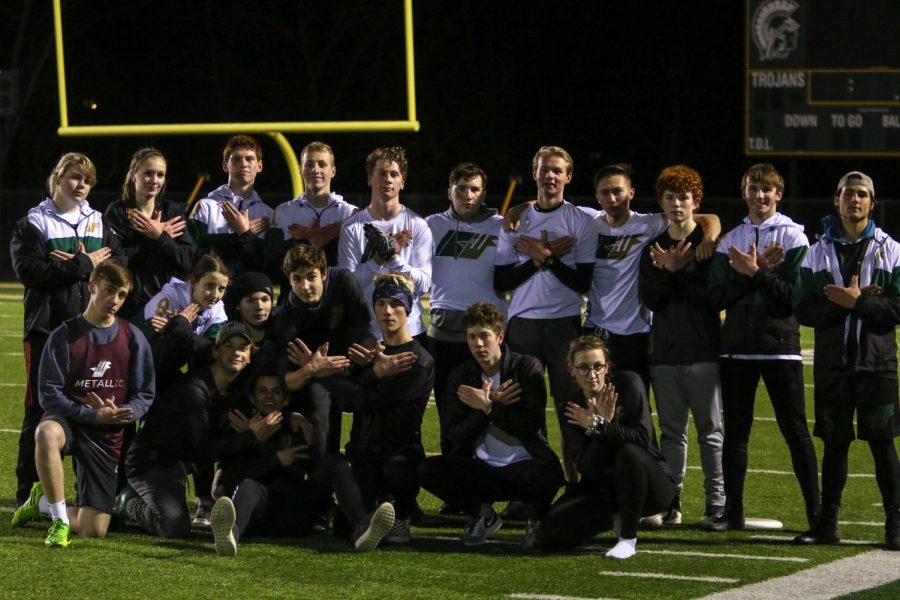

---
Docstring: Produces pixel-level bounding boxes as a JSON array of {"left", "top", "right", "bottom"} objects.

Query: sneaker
[
  {"left": 354, "top": 502, "right": 395, "bottom": 552},
  {"left": 662, "top": 506, "right": 682, "bottom": 526},
  {"left": 45, "top": 519, "right": 70, "bottom": 548},
  {"left": 462, "top": 508, "right": 502, "bottom": 546},
  {"left": 523, "top": 518, "right": 540, "bottom": 549},
  {"left": 12, "top": 480, "right": 44, "bottom": 527},
  {"left": 210, "top": 497, "right": 237, "bottom": 557},
  {"left": 111, "top": 484, "right": 138, "bottom": 526},
  {"left": 705, "top": 505, "right": 745, "bottom": 532},
  {"left": 886, "top": 507, "right": 900, "bottom": 551},
  {"left": 699, "top": 505, "right": 726, "bottom": 531},
  {"left": 383, "top": 517, "right": 411, "bottom": 544},
  {"left": 639, "top": 512, "right": 664, "bottom": 529},
  {"left": 193, "top": 497, "right": 213, "bottom": 529}
]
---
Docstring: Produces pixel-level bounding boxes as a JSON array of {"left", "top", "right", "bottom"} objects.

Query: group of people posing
[{"left": 8, "top": 136, "right": 900, "bottom": 560}]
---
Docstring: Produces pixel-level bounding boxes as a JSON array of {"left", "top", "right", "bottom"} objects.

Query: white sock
[
  {"left": 605, "top": 537, "right": 637, "bottom": 559},
  {"left": 38, "top": 495, "right": 50, "bottom": 515},
  {"left": 48, "top": 500, "right": 69, "bottom": 525},
  {"left": 611, "top": 512, "right": 621, "bottom": 537}
]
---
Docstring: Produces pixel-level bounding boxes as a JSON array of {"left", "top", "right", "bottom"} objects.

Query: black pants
[
  {"left": 426, "top": 336, "right": 473, "bottom": 454},
  {"left": 584, "top": 328, "right": 651, "bottom": 397},
  {"left": 349, "top": 449, "right": 422, "bottom": 520},
  {"left": 16, "top": 336, "right": 46, "bottom": 504},
  {"left": 290, "top": 382, "right": 343, "bottom": 459},
  {"left": 821, "top": 439, "right": 900, "bottom": 510},
  {"left": 419, "top": 454, "right": 564, "bottom": 517},
  {"left": 720, "top": 359, "right": 820, "bottom": 512},
  {"left": 535, "top": 444, "right": 675, "bottom": 549},
  {"left": 126, "top": 460, "right": 193, "bottom": 539},
  {"left": 507, "top": 315, "right": 580, "bottom": 427},
  {"left": 234, "top": 454, "right": 368, "bottom": 541}
]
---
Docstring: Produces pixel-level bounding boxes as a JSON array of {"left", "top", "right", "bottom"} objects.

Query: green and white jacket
[{"left": 794, "top": 217, "right": 900, "bottom": 375}]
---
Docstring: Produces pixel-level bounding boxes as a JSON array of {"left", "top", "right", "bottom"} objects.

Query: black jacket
[
  {"left": 560, "top": 371, "right": 671, "bottom": 484},
  {"left": 218, "top": 413, "right": 310, "bottom": 497},
  {"left": 126, "top": 366, "right": 257, "bottom": 473},
  {"left": 639, "top": 226, "right": 720, "bottom": 365},
  {"left": 319, "top": 340, "right": 434, "bottom": 460},
  {"left": 444, "top": 347, "right": 558, "bottom": 463},
  {"left": 104, "top": 198, "right": 198, "bottom": 319}
]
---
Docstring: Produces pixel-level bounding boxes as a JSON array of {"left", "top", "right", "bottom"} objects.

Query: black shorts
[
  {"left": 43, "top": 415, "right": 118, "bottom": 513},
  {"left": 813, "top": 373, "right": 900, "bottom": 444}
]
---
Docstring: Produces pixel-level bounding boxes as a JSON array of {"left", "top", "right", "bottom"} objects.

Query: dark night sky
[{"left": 2, "top": 0, "right": 899, "bottom": 212}]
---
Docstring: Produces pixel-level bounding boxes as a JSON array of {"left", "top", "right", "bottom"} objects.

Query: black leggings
[
  {"left": 233, "top": 455, "right": 365, "bottom": 541},
  {"left": 349, "top": 449, "right": 422, "bottom": 519},
  {"left": 720, "top": 359, "right": 820, "bottom": 510},
  {"left": 418, "top": 454, "right": 563, "bottom": 517},
  {"left": 535, "top": 444, "right": 675, "bottom": 549},
  {"left": 821, "top": 439, "right": 900, "bottom": 510}
]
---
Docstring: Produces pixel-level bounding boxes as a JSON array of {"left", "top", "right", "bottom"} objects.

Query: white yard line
[
  {"left": 597, "top": 571, "right": 738, "bottom": 584},
  {"left": 697, "top": 550, "right": 900, "bottom": 599},
  {"left": 0, "top": 428, "right": 21, "bottom": 433},
  {"left": 686, "top": 465, "right": 874, "bottom": 478},
  {"left": 510, "top": 594, "right": 619, "bottom": 600},
  {"left": 0, "top": 383, "right": 25, "bottom": 387},
  {"left": 636, "top": 549, "right": 808, "bottom": 563},
  {"left": 750, "top": 534, "right": 877, "bottom": 546}
]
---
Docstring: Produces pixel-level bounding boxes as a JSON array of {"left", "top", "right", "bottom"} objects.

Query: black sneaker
[
  {"left": 705, "top": 506, "right": 744, "bottom": 532},
  {"left": 885, "top": 508, "right": 899, "bottom": 551},
  {"left": 699, "top": 505, "right": 726, "bottom": 531}
]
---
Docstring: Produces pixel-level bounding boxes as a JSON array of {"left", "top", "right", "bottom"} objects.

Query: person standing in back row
[{"left": 793, "top": 171, "right": 900, "bottom": 550}]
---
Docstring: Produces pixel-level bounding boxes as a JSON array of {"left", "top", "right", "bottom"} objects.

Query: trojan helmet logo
[{"left": 752, "top": 0, "right": 800, "bottom": 61}]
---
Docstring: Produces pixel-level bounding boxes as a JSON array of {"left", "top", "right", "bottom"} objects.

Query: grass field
[{"left": 0, "top": 282, "right": 898, "bottom": 599}]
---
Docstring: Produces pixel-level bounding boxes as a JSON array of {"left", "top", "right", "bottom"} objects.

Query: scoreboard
[{"left": 746, "top": 0, "right": 900, "bottom": 156}]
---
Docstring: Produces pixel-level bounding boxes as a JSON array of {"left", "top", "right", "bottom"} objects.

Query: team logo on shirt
[
  {"left": 91, "top": 360, "right": 112, "bottom": 377},
  {"left": 434, "top": 231, "right": 497, "bottom": 259},
  {"left": 597, "top": 234, "right": 643, "bottom": 260},
  {"left": 74, "top": 359, "right": 125, "bottom": 390}
]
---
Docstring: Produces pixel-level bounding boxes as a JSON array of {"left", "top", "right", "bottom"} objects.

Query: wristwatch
[
  {"left": 585, "top": 414, "right": 607, "bottom": 436},
  {"left": 542, "top": 255, "right": 557, "bottom": 268}
]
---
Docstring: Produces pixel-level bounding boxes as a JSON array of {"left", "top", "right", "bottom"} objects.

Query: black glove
[{"left": 363, "top": 223, "right": 397, "bottom": 262}]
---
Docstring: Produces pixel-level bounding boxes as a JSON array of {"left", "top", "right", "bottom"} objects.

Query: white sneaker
[
  {"left": 639, "top": 512, "right": 664, "bottom": 529},
  {"left": 354, "top": 502, "right": 395, "bottom": 552},
  {"left": 210, "top": 497, "right": 237, "bottom": 557}
]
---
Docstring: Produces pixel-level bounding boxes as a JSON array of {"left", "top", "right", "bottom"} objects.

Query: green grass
[{"left": 0, "top": 284, "right": 896, "bottom": 598}]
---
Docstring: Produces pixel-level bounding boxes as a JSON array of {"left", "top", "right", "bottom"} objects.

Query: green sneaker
[
  {"left": 11, "top": 481, "right": 44, "bottom": 527},
  {"left": 111, "top": 485, "right": 138, "bottom": 526},
  {"left": 45, "top": 519, "right": 71, "bottom": 548}
]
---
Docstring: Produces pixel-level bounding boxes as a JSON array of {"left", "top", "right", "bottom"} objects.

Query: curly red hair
[{"left": 655, "top": 165, "right": 703, "bottom": 205}]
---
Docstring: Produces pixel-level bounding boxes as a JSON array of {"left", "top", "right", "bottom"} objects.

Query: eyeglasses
[{"left": 573, "top": 362, "right": 607, "bottom": 375}]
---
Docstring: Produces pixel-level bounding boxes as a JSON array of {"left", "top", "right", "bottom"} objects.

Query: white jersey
[
  {"left": 192, "top": 184, "right": 273, "bottom": 239},
  {"left": 426, "top": 209, "right": 507, "bottom": 313},
  {"left": 144, "top": 277, "right": 227, "bottom": 337},
  {"left": 338, "top": 206, "right": 433, "bottom": 338},
  {"left": 585, "top": 210, "right": 667, "bottom": 335},
  {"left": 495, "top": 201, "right": 596, "bottom": 320},
  {"left": 273, "top": 192, "right": 356, "bottom": 233}
]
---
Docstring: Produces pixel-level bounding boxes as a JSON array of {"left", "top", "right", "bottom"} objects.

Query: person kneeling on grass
[
  {"left": 418, "top": 302, "right": 563, "bottom": 547},
  {"left": 534, "top": 336, "right": 676, "bottom": 559},
  {"left": 12, "top": 260, "right": 155, "bottom": 547},
  {"left": 209, "top": 370, "right": 395, "bottom": 556},
  {"left": 119, "top": 322, "right": 260, "bottom": 538},
  {"left": 315, "top": 273, "right": 435, "bottom": 544}
]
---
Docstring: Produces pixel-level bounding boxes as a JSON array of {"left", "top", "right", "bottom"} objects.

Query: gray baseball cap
[
  {"left": 836, "top": 171, "right": 875, "bottom": 198},
  {"left": 215, "top": 321, "right": 255, "bottom": 346}
]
